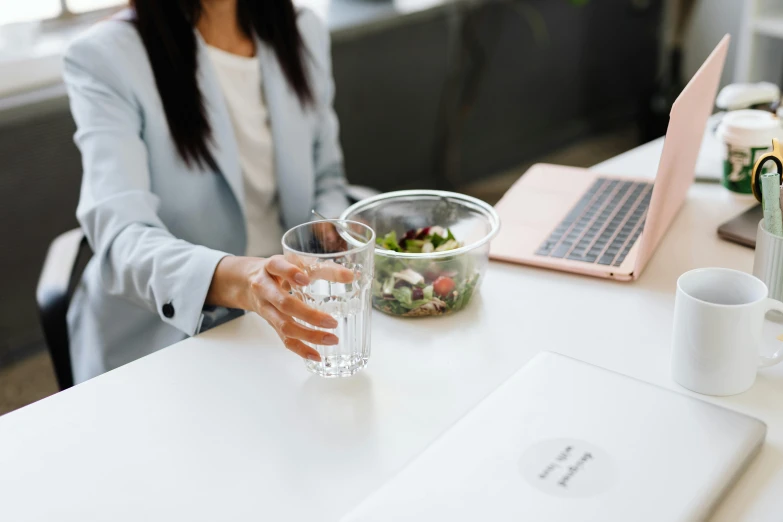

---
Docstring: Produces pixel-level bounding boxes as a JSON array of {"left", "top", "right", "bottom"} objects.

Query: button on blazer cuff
[{"left": 158, "top": 246, "right": 229, "bottom": 336}]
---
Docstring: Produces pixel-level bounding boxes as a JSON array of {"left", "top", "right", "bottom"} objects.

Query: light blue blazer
[{"left": 64, "top": 8, "right": 349, "bottom": 383}]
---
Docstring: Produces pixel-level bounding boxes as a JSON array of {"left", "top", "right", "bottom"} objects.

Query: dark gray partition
[{"left": 330, "top": 0, "right": 662, "bottom": 190}]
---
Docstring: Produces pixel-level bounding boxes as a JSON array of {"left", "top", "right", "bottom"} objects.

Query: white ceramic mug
[{"left": 671, "top": 267, "right": 783, "bottom": 396}]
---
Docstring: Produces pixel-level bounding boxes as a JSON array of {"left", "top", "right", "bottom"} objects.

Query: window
[
  {"left": 0, "top": 0, "right": 125, "bottom": 26},
  {"left": 68, "top": 0, "right": 125, "bottom": 15},
  {"left": 0, "top": 2, "right": 61, "bottom": 26}
]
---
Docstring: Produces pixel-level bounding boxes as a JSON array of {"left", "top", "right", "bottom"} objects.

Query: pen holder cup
[{"left": 753, "top": 219, "right": 783, "bottom": 322}]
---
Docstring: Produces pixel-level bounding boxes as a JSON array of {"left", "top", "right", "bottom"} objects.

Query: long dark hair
[{"left": 130, "top": 0, "right": 313, "bottom": 172}]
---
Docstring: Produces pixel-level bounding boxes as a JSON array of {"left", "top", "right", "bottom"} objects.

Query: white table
[{"left": 1, "top": 146, "right": 780, "bottom": 522}]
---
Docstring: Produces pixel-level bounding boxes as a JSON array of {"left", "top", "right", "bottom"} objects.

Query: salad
[{"left": 372, "top": 226, "right": 480, "bottom": 317}]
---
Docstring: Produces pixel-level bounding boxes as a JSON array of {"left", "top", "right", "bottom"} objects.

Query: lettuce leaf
[
  {"left": 392, "top": 286, "right": 413, "bottom": 305},
  {"left": 376, "top": 231, "right": 402, "bottom": 252}
]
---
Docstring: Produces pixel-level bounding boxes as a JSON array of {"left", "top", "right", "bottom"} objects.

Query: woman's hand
[
  {"left": 206, "top": 255, "right": 351, "bottom": 361},
  {"left": 312, "top": 221, "right": 346, "bottom": 252}
]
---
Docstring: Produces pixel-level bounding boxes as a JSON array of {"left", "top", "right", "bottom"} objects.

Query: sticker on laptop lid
[{"left": 519, "top": 438, "right": 614, "bottom": 497}]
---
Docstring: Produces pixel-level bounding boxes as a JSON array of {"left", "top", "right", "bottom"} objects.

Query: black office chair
[{"left": 36, "top": 228, "right": 92, "bottom": 390}]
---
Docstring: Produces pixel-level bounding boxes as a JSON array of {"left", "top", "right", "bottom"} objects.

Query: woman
[{"left": 64, "top": 0, "right": 350, "bottom": 382}]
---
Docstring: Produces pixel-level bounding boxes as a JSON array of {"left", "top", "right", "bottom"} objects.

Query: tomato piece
[{"left": 433, "top": 276, "right": 455, "bottom": 297}]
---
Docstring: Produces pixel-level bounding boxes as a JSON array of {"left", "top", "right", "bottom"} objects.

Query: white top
[
  {"left": 207, "top": 45, "right": 283, "bottom": 258},
  {"left": 0, "top": 144, "right": 780, "bottom": 522}
]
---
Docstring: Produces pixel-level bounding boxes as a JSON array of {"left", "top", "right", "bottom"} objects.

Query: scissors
[{"left": 750, "top": 138, "right": 783, "bottom": 203}]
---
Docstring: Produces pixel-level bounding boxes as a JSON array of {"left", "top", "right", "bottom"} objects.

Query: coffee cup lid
[{"left": 717, "top": 109, "right": 781, "bottom": 147}]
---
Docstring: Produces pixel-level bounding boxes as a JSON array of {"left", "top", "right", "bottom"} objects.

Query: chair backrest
[{"left": 36, "top": 229, "right": 92, "bottom": 389}]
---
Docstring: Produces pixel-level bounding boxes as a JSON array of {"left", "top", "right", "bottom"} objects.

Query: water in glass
[{"left": 293, "top": 261, "right": 372, "bottom": 377}]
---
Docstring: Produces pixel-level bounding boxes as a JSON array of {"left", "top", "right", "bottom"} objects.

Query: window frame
[
  {"left": 43, "top": 1, "right": 125, "bottom": 28},
  {"left": 58, "top": 0, "right": 127, "bottom": 20},
  {"left": 0, "top": 0, "right": 124, "bottom": 28}
]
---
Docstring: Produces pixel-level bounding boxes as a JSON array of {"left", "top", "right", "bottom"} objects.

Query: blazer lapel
[
  {"left": 194, "top": 33, "right": 246, "bottom": 219},
  {"left": 256, "top": 38, "right": 315, "bottom": 229}
]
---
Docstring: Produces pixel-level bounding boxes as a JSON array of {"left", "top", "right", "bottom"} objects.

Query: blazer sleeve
[
  {"left": 63, "top": 31, "right": 229, "bottom": 336},
  {"left": 300, "top": 10, "right": 351, "bottom": 218}
]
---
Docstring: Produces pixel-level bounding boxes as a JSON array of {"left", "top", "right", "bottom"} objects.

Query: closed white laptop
[{"left": 342, "top": 352, "right": 766, "bottom": 522}]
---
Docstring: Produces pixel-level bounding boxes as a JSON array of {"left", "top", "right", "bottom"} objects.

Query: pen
[{"left": 761, "top": 172, "right": 783, "bottom": 236}]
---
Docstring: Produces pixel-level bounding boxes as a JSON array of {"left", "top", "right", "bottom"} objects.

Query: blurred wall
[
  {"left": 334, "top": 0, "right": 662, "bottom": 191},
  {"left": 682, "top": 0, "right": 741, "bottom": 89}
]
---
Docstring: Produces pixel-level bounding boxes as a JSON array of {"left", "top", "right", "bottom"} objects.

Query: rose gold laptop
[{"left": 491, "top": 35, "right": 730, "bottom": 281}]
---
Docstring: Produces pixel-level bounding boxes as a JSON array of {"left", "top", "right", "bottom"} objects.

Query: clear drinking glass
[{"left": 282, "top": 220, "right": 375, "bottom": 377}]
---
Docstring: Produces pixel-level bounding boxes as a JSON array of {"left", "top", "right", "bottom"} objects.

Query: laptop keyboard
[{"left": 535, "top": 178, "right": 653, "bottom": 267}]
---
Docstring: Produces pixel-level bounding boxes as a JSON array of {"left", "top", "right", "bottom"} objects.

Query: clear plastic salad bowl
[{"left": 340, "top": 190, "right": 501, "bottom": 317}]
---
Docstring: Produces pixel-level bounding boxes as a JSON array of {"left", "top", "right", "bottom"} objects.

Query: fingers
[
  {"left": 280, "top": 318, "right": 339, "bottom": 346},
  {"left": 309, "top": 261, "right": 355, "bottom": 284},
  {"left": 258, "top": 304, "right": 327, "bottom": 361},
  {"left": 261, "top": 278, "right": 339, "bottom": 329},
  {"left": 274, "top": 254, "right": 355, "bottom": 285},
  {"left": 266, "top": 256, "right": 310, "bottom": 287},
  {"left": 252, "top": 256, "right": 348, "bottom": 363},
  {"left": 284, "top": 338, "right": 322, "bottom": 361}
]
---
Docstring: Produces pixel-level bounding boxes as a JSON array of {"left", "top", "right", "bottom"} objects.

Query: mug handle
[{"left": 760, "top": 298, "right": 783, "bottom": 368}]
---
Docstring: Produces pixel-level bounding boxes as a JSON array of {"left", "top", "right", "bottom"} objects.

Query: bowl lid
[{"left": 339, "top": 190, "right": 502, "bottom": 259}]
